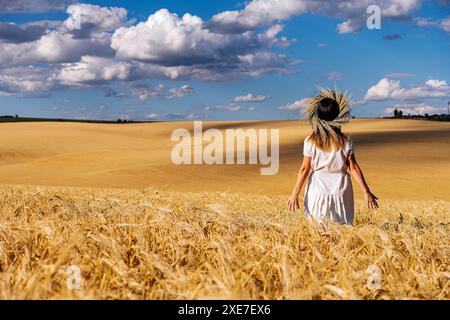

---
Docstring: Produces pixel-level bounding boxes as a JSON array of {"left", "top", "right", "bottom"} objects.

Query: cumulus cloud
[
  {"left": 113, "top": 9, "right": 239, "bottom": 65},
  {"left": 0, "top": 0, "right": 73, "bottom": 13},
  {"left": 57, "top": 56, "right": 134, "bottom": 85},
  {"left": 279, "top": 98, "right": 311, "bottom": 111},
  {"left": 0, "top": 11, "right": 116, "bottom": 67},
  {"left": 364, "top": 78, "right": 450, "bottom": 101},
  {"left": 0, "top": 23, "right": 47, "bottom": 43},
  {"left": 108, "top": 8, "right": 293, "bottom": 81},
  {"left": 208, "top": 0, "right": 421, "bottom": 34},
  {"left": 234, "top": 93, "right": 270, "bottom": 102},
  {"left": 0, "top": 2, "right": 340, "bottom": 99},
  {"left": 0, "top": 3, "right": 134, "bottom": 68},
  {"left": 383, "top": 103, "right": 447, "bottom": 116},
  {"left": 111, "top": 8, "right": 291, "bottom": 78},
  {"left": 0, "top": 66, "right": 59, "bottom": 95},
  {"left": 64, "top": 3, "right": 131, "bottom": 39},
  {"left": 2, "top": 1, "right": 425, "bottom": 102}
]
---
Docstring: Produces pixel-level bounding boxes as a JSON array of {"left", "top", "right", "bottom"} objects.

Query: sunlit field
[{"left": 0, "top": 119, "right": 448, "bottom": 299}]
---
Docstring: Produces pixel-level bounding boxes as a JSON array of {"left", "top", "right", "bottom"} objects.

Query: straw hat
[{"left": 304, "top": 88, "right": 352, "bottom": 141}]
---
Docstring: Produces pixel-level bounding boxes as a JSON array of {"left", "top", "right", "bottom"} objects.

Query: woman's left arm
[{"left": 288, "top": 156, "right": 312, "bottom": 212}]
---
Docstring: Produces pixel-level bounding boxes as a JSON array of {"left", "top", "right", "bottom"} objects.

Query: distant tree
[
  {"left": 425, "top": 113, "right": 429, "bottom": 119},
  {"left": 117, "top": 119, "right": 122, "bottom": 123},
  {"left": 14, "top": 114, "right": 18, "bottom": 118},
  {"left": 398, "top": 110, "right": 403, "bottom": 118},
  {"left": 394, "top": 108, "right": 399, "bottom": 118}
]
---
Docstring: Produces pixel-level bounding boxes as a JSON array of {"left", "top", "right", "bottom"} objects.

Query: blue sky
[{"left": 0, "top": 0, "right": 449, "bottom": 121}]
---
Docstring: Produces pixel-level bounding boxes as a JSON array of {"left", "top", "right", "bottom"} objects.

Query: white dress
[{"left": 303, "top": 136, "right": 355, "bottom": 225}]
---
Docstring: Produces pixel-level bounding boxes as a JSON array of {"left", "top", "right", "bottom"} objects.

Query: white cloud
[
  {"left": 416, "top": 18, "right": 438, "bottom": 28},
  {"left": 279, "top": 98, "right": 311, "bottom": 111},
  {"left": 64, "top": 4, "right": 129, "bottom": 33},
  {"left": 168, "top": 85, "right": 193, "bottom": 98},
  {"left": 57, "top": 56, "right": 133, "bottom": 85},
  {"left": 0, "top": 66, "right": 58, "bottom": 94},
  {"left": 416, "top": 15, "right": 450, "bottom": 33},
  {"left": 146, "top": 113, "right": 160, "bottom": 119},
  {"left": 208, "top": 0, "right": 421, "bottom": 34},
  {"left": 364, "top": 78, "right": 401, "bottom": 101},
  {"left": 112, "top": 9, "right": 239, "bottom": 65},
  {"left": 364, "top": 78, "right": 450, "bottom": 101},
  {"left": 204, "top": 103, "right": 242, "bottom": 112},
  {"left": 234, "top": 93, "right": 270, "bottom": 102},
  {"left": 129, "top": 83, "right": 193, "bottom": 101},
  {"left": 0, "top": 1, "right": 429, "bottom": 102},
  {"left": 383, "top": 103, "right": 447, "bottom": 116},
  {"left": 131, "top": 83, "right": 165, "bottom": 102},
  {"left": 0, "top": 4, "right": 128, "bottom": 67},
  {"left": 0, "top": 3, "right": 295, "bottom": 96},
  {"left": 441, "top": 16, "right": 450, "bottom": 32},
  {"left": 425, "top": 79, "right": 448, "bottom": 89},
  {"left": 0, "top": 27, "right": 113, "bottom": 67},
  {"left": 111, "top": 9, "right": 291, "bottom": 79}
]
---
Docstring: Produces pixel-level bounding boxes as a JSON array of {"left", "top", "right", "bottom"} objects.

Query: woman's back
[
  {"left": 303, "top": 136, "right": 354, "bottom": 174},
  {"left": 303, "top": 135, "right": 355, "bottom": 223}
]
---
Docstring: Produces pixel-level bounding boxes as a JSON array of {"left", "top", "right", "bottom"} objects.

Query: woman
[{"left": 288, "top": 89, "right": 378, "bottom": 225}]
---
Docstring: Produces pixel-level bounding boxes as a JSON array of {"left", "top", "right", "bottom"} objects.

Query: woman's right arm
[
  {"left": 348, "top": 153, "right": 379, "bottom": 209},
  {"left": 288, "top": 156, "right": 312, "bottom": 212}
]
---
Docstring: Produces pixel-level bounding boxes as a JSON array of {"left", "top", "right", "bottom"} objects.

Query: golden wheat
[{"left": 0, "top": 184, "right": 448, "bottom": 300}]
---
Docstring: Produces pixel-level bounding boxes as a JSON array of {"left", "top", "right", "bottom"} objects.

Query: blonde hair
[
  {"left": 307, "top": 127, "right": 348, "bottom": 152},
  {"left": 304, "top": 88, "right": 352, "bottom": 152}
]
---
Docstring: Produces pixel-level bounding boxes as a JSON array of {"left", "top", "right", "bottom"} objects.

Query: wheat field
[
  {"left": 0, "top": 185, "right": 448, "bottom": 299},
  {"left": 0, "top": 119, "right": 449, "bottom": 299}
]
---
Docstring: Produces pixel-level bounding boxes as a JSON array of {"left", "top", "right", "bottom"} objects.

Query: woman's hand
[
  {"left": 288, "top": 194, "right": 300, "bottom": 212},
  {"left": 364, "top": 191, "right": 379, "bottom": 209}
]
